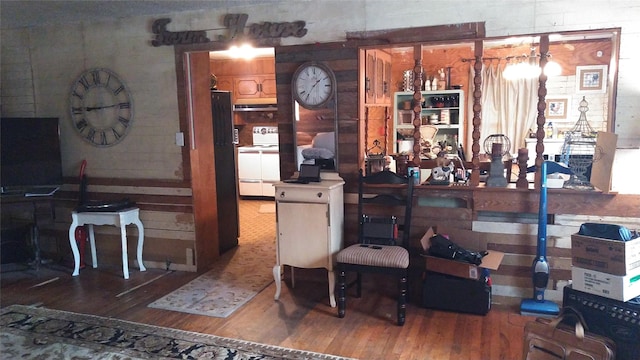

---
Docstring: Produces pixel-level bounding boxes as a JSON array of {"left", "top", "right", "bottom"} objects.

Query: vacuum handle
[{"left": 537, "top": 161, "right": 548, "bottom": 257}]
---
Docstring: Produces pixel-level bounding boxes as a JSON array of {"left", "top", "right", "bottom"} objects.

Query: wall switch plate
[{"left": 175, "top": 132, "right": 184, "bottom": 146}]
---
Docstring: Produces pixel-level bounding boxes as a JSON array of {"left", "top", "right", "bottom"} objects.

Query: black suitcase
[{"left": 421, "top": 271, "right": 491, "bottom": 315}]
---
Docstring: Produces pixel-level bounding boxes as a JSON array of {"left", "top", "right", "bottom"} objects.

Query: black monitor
[
  {"left": 298, "top": 164, "right": 321, "bottom": 182},
  {"left": 1, "top": 117, "right": 63, "bottom": 191}
]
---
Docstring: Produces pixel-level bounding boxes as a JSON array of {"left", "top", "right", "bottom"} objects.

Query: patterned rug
[
  {"left": 0, "top": 304, "right": 354, "bottom": 359},
  {"left": 148, "top": 200, "right": 277, "bottom": 317}
]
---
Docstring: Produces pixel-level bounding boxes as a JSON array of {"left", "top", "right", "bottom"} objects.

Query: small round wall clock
[
  {"left": 292, "top": 62, "right": 336, "bottom": 109},
  {"left": 69, "top": 68, "right": 133, "bottom": 147}
]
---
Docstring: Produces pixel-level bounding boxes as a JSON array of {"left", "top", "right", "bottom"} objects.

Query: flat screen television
[{"left": 1, "top": 117, "right": 63, "bottom": 192}]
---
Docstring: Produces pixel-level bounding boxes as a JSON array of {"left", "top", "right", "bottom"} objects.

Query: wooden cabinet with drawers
[{"left": 272, "top": 173, "right": 344, "bottom": 307}]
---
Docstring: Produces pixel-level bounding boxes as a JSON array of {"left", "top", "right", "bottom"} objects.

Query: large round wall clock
[
  {"left": 69, "top": 68, "right": 133, "bottom": 147},
  {"left": 292, "top": 62, "right": 336, "bottom": 109}
]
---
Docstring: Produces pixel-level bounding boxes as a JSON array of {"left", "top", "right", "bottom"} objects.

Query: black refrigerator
[{"left": 211, "top": 90, "right": 239, "bottom": 253}]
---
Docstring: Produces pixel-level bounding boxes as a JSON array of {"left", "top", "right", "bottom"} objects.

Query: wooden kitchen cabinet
[
  {"left": 234, "top": 75, "right": 277, "bottom": 102},
  {"left": 215, "top": 75, "right": 233, "bottom": 92},
  {"left": 365, "top": 49, "right": 392, "bottom": 105},
  {"left": 272, "top": 173, "right": 345, "bottom": 307},
  {"left": 210, "top": 57, "right": 276, "bottom": 103}
]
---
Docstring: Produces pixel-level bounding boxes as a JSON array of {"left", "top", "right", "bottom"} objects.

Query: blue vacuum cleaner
[{"left": 520, "top": 161, "right": 560, "bottom": 317}]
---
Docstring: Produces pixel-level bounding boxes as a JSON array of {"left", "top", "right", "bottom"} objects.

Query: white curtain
[{"left": 465, "top": 62, "right": 538, "bottom": 158}]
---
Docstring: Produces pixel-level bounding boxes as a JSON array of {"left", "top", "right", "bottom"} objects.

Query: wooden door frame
[{"left": 174, "top": 40, "right": 279, "bottom": 269}]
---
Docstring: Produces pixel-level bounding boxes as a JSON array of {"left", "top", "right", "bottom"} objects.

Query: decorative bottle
[{"left": 546, "top": 122, "right": 554, "bottom": 138}]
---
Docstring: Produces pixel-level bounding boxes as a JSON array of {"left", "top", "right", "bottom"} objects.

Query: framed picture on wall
[
  {"left": 575, "top": 65, "right": 608, "bottom": 94},
  {"left": 545, "top": 96, "right": 570, "bottom": 120}
]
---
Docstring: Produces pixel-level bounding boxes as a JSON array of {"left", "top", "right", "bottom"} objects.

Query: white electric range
[{"left": 237, "top": 126, "right": 280, "bottom": 197}]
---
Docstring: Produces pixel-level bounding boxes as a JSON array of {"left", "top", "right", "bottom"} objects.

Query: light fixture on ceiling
[
  {"left": 209, "top": 46, "right": 275, "bottom": 60},
  {"left": 543, "top": 55, "right": 562, "bottom": 77},
  {"left": 504, "top": 47, "right": 562, "bottom": 80},
  {"left": 228, "top": 43, "right": 258, "bottom": 60}
]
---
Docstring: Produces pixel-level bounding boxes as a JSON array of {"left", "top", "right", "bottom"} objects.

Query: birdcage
[{"left": 483, "top": 134, "right": 511, "bottom": 158}]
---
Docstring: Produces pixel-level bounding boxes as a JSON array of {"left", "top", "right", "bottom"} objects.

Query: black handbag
[{"left": 428, "top": 234, "right": 485, "bottom": 265}]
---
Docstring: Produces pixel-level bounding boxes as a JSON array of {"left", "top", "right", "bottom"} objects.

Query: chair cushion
[
  {"left": 302, "top": 147, "right": 334, "bottom": 160},
  {"left": 337, "top": 244, "right": 409, "bottom": 268}
]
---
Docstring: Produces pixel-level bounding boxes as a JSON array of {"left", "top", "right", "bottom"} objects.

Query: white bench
[{"left": 68, "top": 207, "right": 145, "bottom": 279}]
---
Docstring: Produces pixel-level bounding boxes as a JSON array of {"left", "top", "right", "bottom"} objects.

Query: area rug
[
  {"left": 148, "top": 200, "right": 277, "bottom": 318},
  {"left": 0, "top": 304, "right": 354, "bottom": 359}
]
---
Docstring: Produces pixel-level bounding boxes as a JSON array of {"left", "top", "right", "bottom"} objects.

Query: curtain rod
[
  {"left": 461, "top": 56, "right": 503, "bottom": 62},
  {"left": 461, "top": 54, "right": 539, "bottom": 63}
]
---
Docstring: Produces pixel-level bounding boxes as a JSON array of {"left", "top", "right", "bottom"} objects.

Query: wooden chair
[{"left": 336, "top": 169, "right": 414, "bottom": 325}]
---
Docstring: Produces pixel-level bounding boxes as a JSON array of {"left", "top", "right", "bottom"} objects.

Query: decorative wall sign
[
  {"left": 151, "top": 18, "right": 210, "bottom": 47},
  {"left": 575, "top": 65, "right": 607, "bottom": 94},
  {"left": 151, "top": 14, "right": 307, "bottom": 47},
  {"left": 218, "top": 14, "right": 307, "bottom": 41}
]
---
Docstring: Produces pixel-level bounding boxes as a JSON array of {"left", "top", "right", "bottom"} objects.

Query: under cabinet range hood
[
  {"left": 232, "top": 98, "right": 278, "bottom": 112},
  {"left": 233, "top": 103, "right": 278, "bottom": 112}
]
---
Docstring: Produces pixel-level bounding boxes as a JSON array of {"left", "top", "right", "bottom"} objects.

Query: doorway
[
  {"left": 209, "top": 49, "right": 278, "bottom": 254},
  {"left": 181, "top": 45, "right": 281, "bottom": 269}
]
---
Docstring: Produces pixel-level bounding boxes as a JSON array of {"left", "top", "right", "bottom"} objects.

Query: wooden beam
[
  {"left": 470, "top": 40, "right": 483, "bottom": 186},
  {"left": 346, "top": 22, "right": 485, "bottom": 44}
]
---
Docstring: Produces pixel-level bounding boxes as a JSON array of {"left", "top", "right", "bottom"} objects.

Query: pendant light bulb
[{"left": 544, "top": 60, "right": 562, "bottom": 77}]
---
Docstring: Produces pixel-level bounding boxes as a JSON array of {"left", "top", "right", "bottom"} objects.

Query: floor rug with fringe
[{"left": 0, "top": 304, "right": 354, "bottom": 359}]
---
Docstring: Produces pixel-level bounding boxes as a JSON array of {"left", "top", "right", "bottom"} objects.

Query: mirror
[
  {"left": 360, "top": 28, "right": 619, "bottom": 171},
  {"left": 293, "top": 102, "right": 339, "bottom": 171},
  {"left": 292, "top": 62, "right": 339, "bottom": 172}
]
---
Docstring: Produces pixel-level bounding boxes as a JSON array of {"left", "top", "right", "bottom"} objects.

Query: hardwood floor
[{"left": 0, "top": 199, "right": 535, "bottom": 359}]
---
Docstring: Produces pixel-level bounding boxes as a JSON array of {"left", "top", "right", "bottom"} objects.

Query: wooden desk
[
  {"left": 68, "top": 208, "right": 145, "bottom": 279},
  {"left": 1, "top": 194, "right": 55, "bottom": 269}
]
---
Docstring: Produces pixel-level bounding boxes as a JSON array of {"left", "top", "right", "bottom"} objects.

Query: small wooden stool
[{"left": 68, "top": 207, "right": 145, "bottom": 279}]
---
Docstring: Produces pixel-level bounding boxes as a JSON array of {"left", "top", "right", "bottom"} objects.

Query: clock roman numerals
[
  {"left": 113, "top": 85, "right": 125, "bottom": 96},
  {"left": 71, "top": 90, "right": 84, "bottom": 100},
  {"left": 79, "top": 76, "right": 91, "bottom": 90},
  {"left": 74, "top": 118, "right": 88, "bottom": 131},
  {"left": 91, "top": 70, "right": 101, "bottom": 85},
  {"left": 86, "top": 128, "right": 97, "bottom": 142},
  {"left": 118, "top": 116, "right": 130, "bottom": 127},
  {"left": 111, "top": 127, "right": 122, "bottom": 140},
  {"left": 99, "top": 131, "right": 108, "bottom": 145}
]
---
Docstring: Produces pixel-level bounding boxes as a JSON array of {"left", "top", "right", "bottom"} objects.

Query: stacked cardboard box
[
  {"left": 420, "top": 226, "right": 504, "bottom": 315},
  {"left": 570, "top": 232, "right": 640, "bottom": 302}
]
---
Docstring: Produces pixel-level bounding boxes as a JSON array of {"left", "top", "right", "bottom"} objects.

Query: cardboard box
[
  {"left": 571, "top": 233, "right": 640, "bottom": 276},
  {"left": 420, "top": 226, "right": 504, "bottom": 280},
  {"left": 571, "top": 266, "right": 640, "bottom": 302}
]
